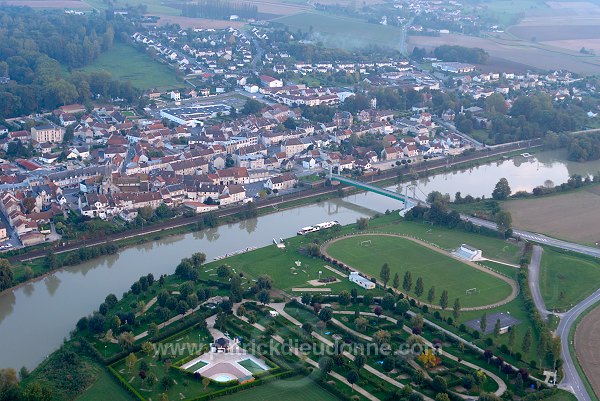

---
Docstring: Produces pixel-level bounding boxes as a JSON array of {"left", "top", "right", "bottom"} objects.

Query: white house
[{"left": 349, "top": 271, "right": 375, "bottom": 290}]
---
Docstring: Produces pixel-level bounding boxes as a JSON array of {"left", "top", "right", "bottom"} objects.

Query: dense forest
[
  {"left": 182, "top": 0, "right": 258, "bottom": 19},
  {"left": 0, "top": 8, "right": 139, "bottom": 119}
]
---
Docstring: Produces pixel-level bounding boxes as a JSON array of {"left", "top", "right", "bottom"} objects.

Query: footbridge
[{"left": 329, "top": 173, "right": 424, "bottom": 206}]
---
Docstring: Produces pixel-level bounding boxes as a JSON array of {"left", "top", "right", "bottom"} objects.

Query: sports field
[
  {"left": 324, "top": 235, "right": 514, "bottom": 308},
  {"left": 273, "top": 12, "right": 403, "bottom": 50},
  {"left": 540, "top": 248, "right": 600, "bottom": 311},
  {"left": 82, "top": 43, "right": 181, "bottom": 90},
  {"left": 220, "top": 376, "right": 341, "bottom": 401}
]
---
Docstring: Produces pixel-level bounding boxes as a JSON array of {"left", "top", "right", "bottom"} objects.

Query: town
[{"left": 0, "top": 18, "right": 597, "bottom": 251}]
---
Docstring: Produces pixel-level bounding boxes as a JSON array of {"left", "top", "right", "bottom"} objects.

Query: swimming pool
[{"left": 210, "top": 373, "right": 238, "bottom": 382}]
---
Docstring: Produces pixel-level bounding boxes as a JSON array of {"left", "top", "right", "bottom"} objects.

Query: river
[{"left": 1, "top": 149, "right": 599, "bottom": 371}]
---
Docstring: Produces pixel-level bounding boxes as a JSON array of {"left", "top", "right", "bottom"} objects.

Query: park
[{"left": 21, "top": 212, "right": 580, "bottom": 401}]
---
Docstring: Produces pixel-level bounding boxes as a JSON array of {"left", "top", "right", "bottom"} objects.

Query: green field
[
  {"left": 272, "top": 12, "right": 403, "bottom": 50},
  {"left": 219, "top": 376, "right": 341, "bottom": 401},
  {"left": 326, "top": 235, "right": 514, "bottom": 308},
  {"left": 540, "top": 247, "right": 600, "bottom": 311},
  {"left": 82, "top": 43, "right": 181, "bottom": 90},
  {"left": 76, "top": 365, "right": 131, "bottom": 401}
]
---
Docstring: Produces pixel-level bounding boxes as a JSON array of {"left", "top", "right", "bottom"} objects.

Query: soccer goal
[
  {"left": 360, "top": 240, "right": 372, "bottom": 247},
  {"left": 466, "top": 288, "right": 479, "bottom": 296}
]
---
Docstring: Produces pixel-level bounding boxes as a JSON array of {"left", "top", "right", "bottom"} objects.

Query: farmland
[
  {"left": 408, "top": 33, "right": 600, "bottom": 75},
  {"left": 539, "top": 248, "right": 600, "bottom": 312},
  {"left": 574, "top": 304, "right": 600, "bottom": 400},
  {"left": 503, "top": 185, "right": 600, "bottom": 244},
  {"left": 273, "top": 12, "right": 403, "bottom": 50},
  {"left": 81, "top": 43, "right": 181, "bottom": 90},
  {"left": 324, "top": 234, "right": 515, "bottom": 308}
]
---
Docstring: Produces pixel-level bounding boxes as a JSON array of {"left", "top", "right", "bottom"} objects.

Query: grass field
[
  {"left": 504, "top": 185, "right": 600, "bottom": 245},
  {"left": 218, "top": 376, "right": 341, "bottom": 401},
  {"left": 325, "top": 235, "right": 514, "bottom": 308},
  {"left": 76, "top": 365, "right": 130, "bottom": 401},
  {"left": 273, "top": 12, "right": 403, "bottom": 50},
  {"left": 82, "top": 43, "right": 181, "bottom": 90},
  {"left": 540, "top": 247, "right": 600, "bottom": 311}
]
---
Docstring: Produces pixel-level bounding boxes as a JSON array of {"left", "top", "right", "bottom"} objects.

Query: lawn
[
  {"left": 272, "top": 12, "right": 403, "bottom": 50},
  {"left": 540, "top": 247, "right": 600, "bottom": 312},
  {"left": 200, "top": 239, "right": 384, "bottom": 296},
  {"left": 325, "top": 235, "right": 514, "bottom": 308},
  {"left": 217, "top": 375, "right": 341, "bottom": 401},
  {"left": 82, "top": 42, "right": 182, "bottom": 90},
  {"left": 76, "top": 365, "right": 131, "bottom": 401}
]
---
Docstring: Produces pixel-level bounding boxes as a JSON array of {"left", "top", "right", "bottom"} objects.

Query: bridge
[{"left": 330, "top": 174, "right": 424, "bottom": 207}]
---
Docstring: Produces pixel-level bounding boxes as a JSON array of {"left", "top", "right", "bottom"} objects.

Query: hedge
[
  {"left": 185, "top": 370, "right": 299, "bottom": 401},
  {"left": 108, "top": 364, "right": 146, "bottom": 401}
]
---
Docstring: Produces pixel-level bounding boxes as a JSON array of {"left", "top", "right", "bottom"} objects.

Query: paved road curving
[
  {"left": 321, "top": 233, "right": 519, "bottom": 311},
  {"left": 528, "top": 246, "right": 552, "bottom": 319}
]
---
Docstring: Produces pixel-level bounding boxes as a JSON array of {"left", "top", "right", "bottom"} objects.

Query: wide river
[{"left": 2, "top": 149, "right": 600, "bottom": 370}]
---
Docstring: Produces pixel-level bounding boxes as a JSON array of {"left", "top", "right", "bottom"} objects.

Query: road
[
  {"left": 556, "top": 288, "right": 600, "bottom": 401},
  {"left": 528, "top": 245, "right": 551, "bottom": 319}
]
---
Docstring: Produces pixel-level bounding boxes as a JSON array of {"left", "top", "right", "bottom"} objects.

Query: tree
[
  {"left": 493, "top": 319, "right": 501, "bottom": 338},
  {"left": 319, "top": 356, "right": 334, "bottom": 376},
  {"left": 356, "top": 217, "right": 369, "bottom": 230},
  {"left": 415, "top": 277, "right": 424, "bottom": 297},
  {"left": 452, "top": 298, "right": 461, "bottom": 321},
  {"left": 373, "top": 330, "right": 391, "bottom": 346},
  {"left": 338, "top": 290, "right": 351, "bottom": 306},
  {"left": 436, "top": 394, "right": 451, "bottom": 401},
  {"left": 105, "top": 293, "right": 118, "bottom": 308},
  {"left": 492, "top": 178, "right": 511, "bottom": 200},
  {"left": 432, "top": 376, "right": 447, "bottom": 392},
  {"left": 319, "top": 307, "right": 333, "bottom": 322},
  {"left": 21, "top": 382, "right": 52, "bottom": 401},
  {"left": 495, "top": 211, "right": 512, "bottom": 236},
  {"left": 395, "top": 298, "right": 410, "bottom": 315},
  {"left": 392, "top": 272, "right": 400, "bottom": 289},
  {"left": 380, "top": 263, "right": 390, "bottom": 288},
  {"left": 302, "top": 322, "right": 313, "bottom": 335},
  {"left": 241, "top": 99, "right": 263, "bottom": 115},
  {"left": 508, "top": 327, "right": 515, "bottom": 352},
  {"left": 141, "top": 342, "right": 154, "bottom": 356},
  {"left": 355, "top": 354, "right": 367, "bottom": 370},
  {"left": 301, "top": 293, "right": 312, "bottom": 305},
  {"left": 346, "top": 370, "right": 359, "bottom": 391},
  {"left": 522, "top": 328, "right": 532, "bottom": 354},
  {"left": 427, "top": 286, "right": 435, "bottom": 303},
  {"left": 355, "top": 317, "right": 368, "bottom": 332},
  {"left": 439, "top": 290, "right": 449, "bottom": 310},
  {"left": 411, "top": 314, "right": 424, "bottom": 330},
  {"left": 403, "top": 271, "right": 412, "bottom": 292},
  {"left": 381, "top": 293, "right": 395, "bottom": 310},
  {"left": 0, "top": 259, "right": 14, "bottom": 291},
  {"left": 480, "top": 313, "right": 487, "bottom": 334},
  {"left": 383, "top": 356, "right": 395, "bottom": 372},
  {"left": 125, "top": 352, "right": 138, "bottom": 371},
  {"left": 148, "top": 323, "right": 159, "bottom": 338},
  {"left": 43, "top": 251, "right": 58, "bottom": 270},
  {"left": 119, "top": 332, "right": 136, "bottom": 351}
]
